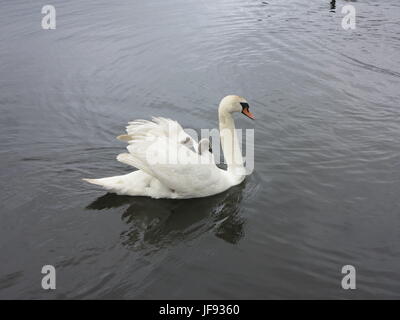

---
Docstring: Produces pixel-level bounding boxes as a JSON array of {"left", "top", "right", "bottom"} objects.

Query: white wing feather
[
  {"left": 125, "top": 136, "right": 221, "bottom": 196},
  {"left": 115, "top": 117, "right": 222, "bottom": 196},
  {"left": 118, "top": 117, "right": 196, "bottom": 149}
]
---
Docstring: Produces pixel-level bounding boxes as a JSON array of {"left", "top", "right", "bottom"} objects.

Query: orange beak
[{"left": 242, "top": 107, "right": 255, "bottom": 120}]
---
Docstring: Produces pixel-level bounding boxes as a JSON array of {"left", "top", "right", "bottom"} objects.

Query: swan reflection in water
[{"left": 86, "top": 181, "right": 246, "bottom": 250}]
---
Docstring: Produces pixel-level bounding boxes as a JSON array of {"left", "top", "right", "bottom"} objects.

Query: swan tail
[
  {"left": 82, "top": 172, "right": 151, "bottom": 196},
  {"left": 82, "top": 176, "right": 127, "bottom": 192},
  {"left": 83, "top": 153, "right": 158, "bottom": 196}
]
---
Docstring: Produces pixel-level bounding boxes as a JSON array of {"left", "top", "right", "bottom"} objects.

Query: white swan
[{"left": 83, "top": 95, "right": 255, "bottom": 199}]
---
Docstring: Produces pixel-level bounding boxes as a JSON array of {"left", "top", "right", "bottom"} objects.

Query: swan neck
[{"left": 218, "top": 109, "right": 245, "bottom": 177}]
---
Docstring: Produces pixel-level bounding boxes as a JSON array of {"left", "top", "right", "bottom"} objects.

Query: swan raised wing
[{"left": 117, "top": 132, "right": 223, "bottom": 198}]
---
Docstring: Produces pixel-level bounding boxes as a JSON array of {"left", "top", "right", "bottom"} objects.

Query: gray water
[{"left": 1, "top": 0, "right": 400, "bottom": 299}]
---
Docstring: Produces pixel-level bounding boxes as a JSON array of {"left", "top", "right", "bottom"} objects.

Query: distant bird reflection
[
  {"left": 330, "top": 0, "right": 336, "bottom": 12},
  {"left": 86, "top": 182, "right": 246, "bottom": 250}
]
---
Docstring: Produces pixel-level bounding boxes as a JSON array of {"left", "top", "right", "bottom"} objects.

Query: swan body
[{"left": 83, "top": 95, "right": 254, "bottom": 199}]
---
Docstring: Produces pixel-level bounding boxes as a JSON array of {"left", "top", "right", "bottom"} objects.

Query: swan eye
[{"left": 240, "top": 102, "right": 249, "bottom": 110}]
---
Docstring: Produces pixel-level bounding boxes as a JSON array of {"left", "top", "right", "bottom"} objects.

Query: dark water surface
[{"left": 1, "top": 0, "right": 400, "bottom": 299}]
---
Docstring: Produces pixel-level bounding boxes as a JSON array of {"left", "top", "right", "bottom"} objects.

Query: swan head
[{"left": 219, "top": 95, "right": 255, "bottom": 120}]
